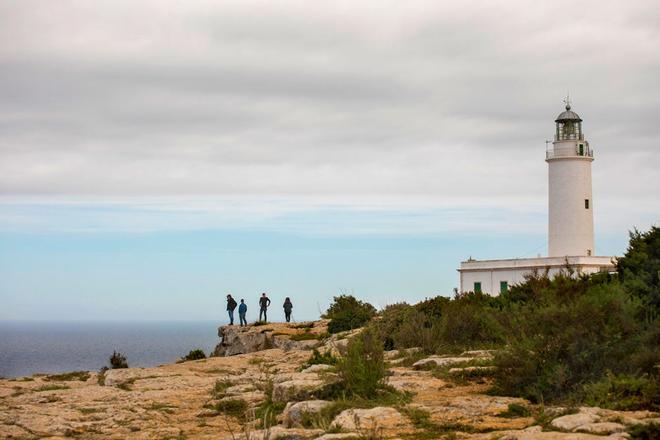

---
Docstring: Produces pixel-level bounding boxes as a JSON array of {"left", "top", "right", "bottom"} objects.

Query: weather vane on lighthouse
[{"left": 563, "top": 93, "right": 571, "bottom": 110}]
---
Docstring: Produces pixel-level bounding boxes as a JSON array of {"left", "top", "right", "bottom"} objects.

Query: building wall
[
  {"left": 459, "top": 256, "right": 615, "bottom": 294},
  {"left": 548, "top": 140, "right": 595, "bottom": 257}
]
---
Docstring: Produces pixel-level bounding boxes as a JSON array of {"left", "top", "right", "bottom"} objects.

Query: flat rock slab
[
  {"left": 272, "top": 379, "right": 325, "bottom": 403},
  {"left": 332, "top": 407, "right": 408, "bottom": 431},
  {"left": 574, "top": 422, "right": 626, "bottom": 435},
  {"left": 280, "top": 399, "right": 332, "bottom": 427},
  {"left": 413, "top": 356, "right": 474, "bottom": 369}
]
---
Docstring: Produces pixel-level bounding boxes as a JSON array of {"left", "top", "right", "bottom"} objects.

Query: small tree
[
  {"left": 323, "top": 295, "right": 376, "bottom": 334},
  {"left": 110, "top": 351, "right": 128, "bottom": 369}
]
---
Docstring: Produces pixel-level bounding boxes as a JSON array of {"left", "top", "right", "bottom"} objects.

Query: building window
[
  {"left": 587, "top": 249, "right": 592, "bottom": 256},
  {"left": 500, "top": 281, "right": 508, "bottom": 293},
  {"left": 578, "top": 144, "right": 584, "bottom": 156},
  {"left": 474, "top": 282, "right": 482, "bottom": 293},
  {"left": 585, "top": 199, "right": 589, "bottom": 209}
]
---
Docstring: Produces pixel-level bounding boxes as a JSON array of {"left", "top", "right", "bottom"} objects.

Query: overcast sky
[{"left": 1, "top": 1, "right": 659, "bottom": 320}]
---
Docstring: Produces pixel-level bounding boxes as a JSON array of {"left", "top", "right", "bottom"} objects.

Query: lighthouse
[
  {"left": 547, "top": 99, "right": 595, "bottom": 257},
  {"left": 457, "top": 98, "right": 615, "bottom": 295}
]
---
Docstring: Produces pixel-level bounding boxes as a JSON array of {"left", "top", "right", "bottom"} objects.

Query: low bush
[
  {"left": 289, "top": 332, "right": 318, "bottom": 341},
  {"left": 492, "top": 279, "right": 646, "bottom": 403},
  {"left": 336, "top": 327, "right": 385, "bottom": 397},
  {"left": 110, "top": 351, "right": 128, "bottom": 369},
  {"left": 581, "top": 373, "right": 659, "bottom": 411},
  {"left": 45, "top": 371, "right": 90, "bottom": 382},
  {"left": 302, "top": 349, "right": 338, "bottom": 368},
  {"left": 497, "top": 403, "right": 531, "bottom": 418},
  {"left": 215, "top": 398, "right": 248, "bottom": 419},
  {"left": 323, "top": 295, "right": 376, "bottom": 334},
  {"left": 181, "top": 349, "right": 206, "bottom": 362},
  {"left": 437, "top": 291, "right": 504, "bottom": 349},
  {"left": 628, "top": 422, "right": 660, "bottom": 440}
]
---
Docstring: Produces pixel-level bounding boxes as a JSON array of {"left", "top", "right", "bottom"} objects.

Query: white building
[{"left": 458, "top": 100, "right": 616, "bottom": 295}]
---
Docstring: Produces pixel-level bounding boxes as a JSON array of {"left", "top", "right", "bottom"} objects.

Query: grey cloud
[{"left": 0, "top": 0, "right": 658, "bottom": 219}]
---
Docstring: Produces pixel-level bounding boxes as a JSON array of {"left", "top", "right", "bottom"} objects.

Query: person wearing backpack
[
  {"left": 283, "top": 297, "right": 293, "bottom": 323},
  {"left": 226, "top": 294, "right": 238, "bottom": 325}
]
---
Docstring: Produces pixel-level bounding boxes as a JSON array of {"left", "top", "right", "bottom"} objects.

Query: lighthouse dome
[{"left": 555, "top": 104, "right": 582, "bottom": 122}]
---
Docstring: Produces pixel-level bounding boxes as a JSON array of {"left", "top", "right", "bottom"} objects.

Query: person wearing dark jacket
[
  {"left": 226, "top": 294, "right": 237, "bottom": 325},
  {"left": 258, "top": 293, "right": 271, "bottom": 322},
  {"left": 238, "top": 299, "right": 247, "bottom": 326},
  {"left": 283, "top": 297, "right": 293, "bottom": 322}
]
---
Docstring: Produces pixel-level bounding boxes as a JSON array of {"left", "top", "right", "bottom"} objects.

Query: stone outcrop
[{"left": 212, "top": 320, "right": 329, "bottom": 356}]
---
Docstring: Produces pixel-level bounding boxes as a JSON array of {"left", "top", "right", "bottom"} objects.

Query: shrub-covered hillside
[{"left": 325, "top": 226, "right": 660, "bottom": 410}]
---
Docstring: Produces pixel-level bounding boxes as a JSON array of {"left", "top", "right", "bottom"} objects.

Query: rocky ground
[{"left": 0, "top": 320, "right": 657, "bottom": 439}]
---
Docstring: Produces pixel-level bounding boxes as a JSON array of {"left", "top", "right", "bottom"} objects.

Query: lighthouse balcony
[{"left": 546, "top": 143, "right": 593, "bottom": 160}]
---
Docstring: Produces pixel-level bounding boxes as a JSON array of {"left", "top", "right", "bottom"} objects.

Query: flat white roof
[{"left": 459, "top": 255, "right": 616, "bottom": 272}]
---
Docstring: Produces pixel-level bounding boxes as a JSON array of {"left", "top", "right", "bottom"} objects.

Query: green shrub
[
  {"left": 303, "top": 349, "right": 338, "bottom": 368},
  {"left": 45, "top": 371, "right": 90, "bottom": 382},
  {"left": 492, "top": 280, "right": 644, "bottom": 403},
  {"left": 324, "top": 295, "right": 376, "bottom": 334},
  {"left": 336, "top": 327, "right": 385, "bottom": 397},
  {"left": 438, "top": 291, "right": 504, "bottom": 349},
  {"left": 289, "top": 332, "right": 318, "bottom": 341},
  {"left": 375, "top": 303, "right": 414, "bottom": 350},
  {"left": 497, "top": 403, "right": 531, "bottom": 418},
  {"left": 414, "top": 296, "right": 450, "bottom": 320},
  {"left": 582, "top": 373, "right": 659, "bottom": 411},
  {"left": 628, "top": 422, "right": 660, "bottom": 440},
  {"left": 181, "top": 349, "right": 207, "bottom": 361},
  {"left": 617, "top": 226, "right": 660, "bottom": 315},
  {"left": 215, "top": 398, "right": 248, "bottom": 419},
  {"left": 110, "top": 351, "right": 128, "bottom": 369}
]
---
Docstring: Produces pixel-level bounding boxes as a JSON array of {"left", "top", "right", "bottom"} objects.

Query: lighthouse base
[{"left": 458, "top": 255, "right": 615, "bottom": 295}]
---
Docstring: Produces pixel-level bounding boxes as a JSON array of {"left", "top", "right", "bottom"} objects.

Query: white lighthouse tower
[
  {"left": 547, "top": 98, "right": 595, "bottom": 257},
  {"left": 457, "top": 98, "right": 615, "bottom": 295}
]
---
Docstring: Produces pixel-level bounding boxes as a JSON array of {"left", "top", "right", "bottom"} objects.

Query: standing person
[
  {"left": 226, "top": 294, "right": 237, "bottom": 325},
  {"left": 238, "top": 299, "right": 248, "bottom": 326},
  {"left": 259, "top": 293, "right": 271, "bottom": 322},
  {"left": 283, "top": 297, "right": 293, "bottom": 323}
]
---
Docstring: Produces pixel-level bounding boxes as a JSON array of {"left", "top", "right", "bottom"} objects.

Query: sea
[{"left": 0, "top": 321, "right": 220, "bottom": 378}]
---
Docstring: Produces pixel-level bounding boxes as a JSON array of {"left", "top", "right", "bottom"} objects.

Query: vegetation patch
[
  {"left": 289, "top": 332, "right": 319, "bottom": 341},
  {"left": 147, "top": 402, "right": 178, "bottom": 414},
  {"left": 35, "top": 384, "right": 70, "bottom": 392},
  {"left": 110, "top": 351, "right": 128, "bottom": 369},
  {"left": 45, "top": 371, "right": 90, "bottom": 382},
  {"left": 628, "top": 422, "right": 660, "bottom": 440},
  {"left": 497, "top": 403, "right": 531, "bottom": 418},
  {"left": 323, "top": 295, "right": 376, "bottom": 334},
  {"left": 179, "top": 349, "right": 206, "bottom": 362},
  {"left": 215, "top": 398, "right": 249, "bottom": 419},
  {"left": 79, "top": 407, "right": 104, "bottom": 414},
  {"left": 302, "top": 349, "right": 338, "bottom": 369}
]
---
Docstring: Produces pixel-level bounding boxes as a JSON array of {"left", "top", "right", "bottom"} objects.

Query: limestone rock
[
  {"left": 272, "top": 379, "right": 325, "bottom": 403},
  {"left": 213, "top": 325, "right": 273, "bottom": 356},
  {"left": 551, "top": 412, "right": 600, "bottom": 431},
  {"left": 574, "top": 422, "right": 626, "bottom": 435},
  {"left": 331, "top": 407, "right": 407, "bottom": 431},
  {"left": 301, "top": 364, "right": 334, "bottom": 374},
  {"left": 279, "top": 399, "right": 332, "bottom": 427},
  {"left": 213, "top": 323, "right": 325, "bottom": 356},
  {"left": 449, "top": 366, "right": 497, "bottom": 375},
  {"left": 412, "top": 356, "right": 474, "bottom": 369}
]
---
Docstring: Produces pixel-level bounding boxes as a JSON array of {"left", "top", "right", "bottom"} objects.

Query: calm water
[{"left": 0, "top": 321, "right": 220, "bottom": 378}]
